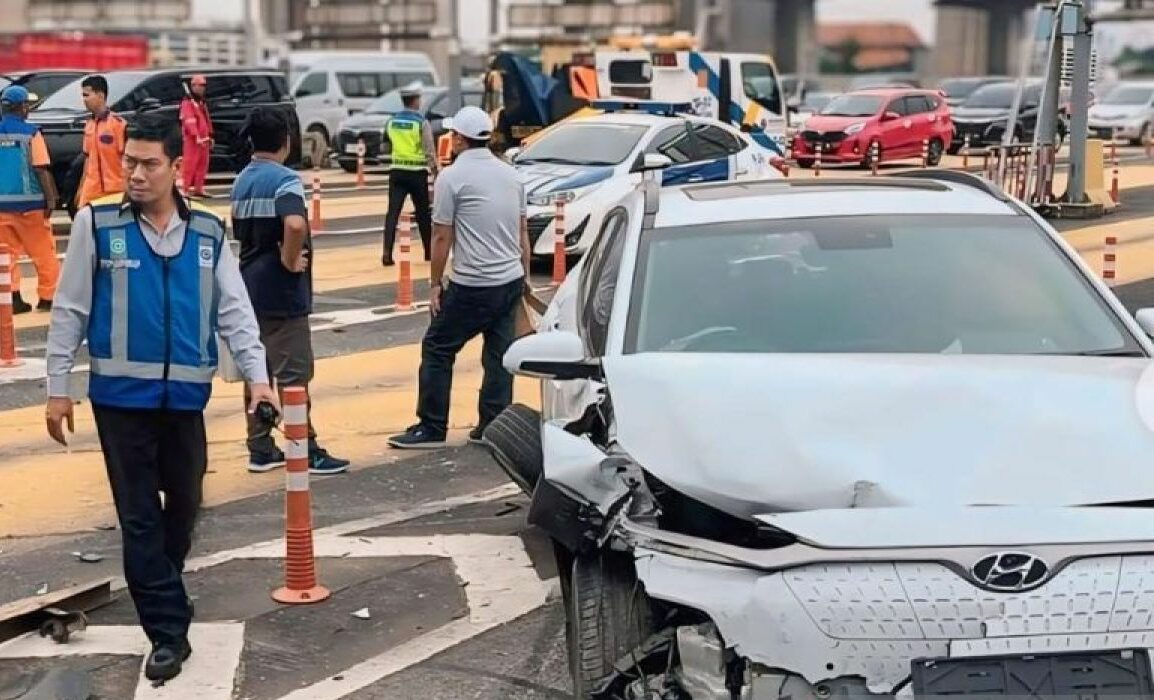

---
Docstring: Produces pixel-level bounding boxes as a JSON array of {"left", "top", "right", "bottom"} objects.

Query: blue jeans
[{"left": 417, "top": 278, "right": 523, "bottom": 435}]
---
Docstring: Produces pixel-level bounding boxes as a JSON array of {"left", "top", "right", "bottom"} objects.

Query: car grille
[
  {"left": 339, "top": 129, "right": 382, "bottom": 154},
  {"left": 786, "top": 555, "right": 1154, "bottom": 641},
  {"left": 801, "top": 130, "right": 847, "bottom": 146}
]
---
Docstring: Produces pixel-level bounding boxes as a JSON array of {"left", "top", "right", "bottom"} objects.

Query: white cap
[{"left": 443, "top": 105, "right": 493, "bottom": 141}]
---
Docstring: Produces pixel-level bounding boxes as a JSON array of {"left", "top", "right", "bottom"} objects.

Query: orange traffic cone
[
  {"left": 310, "top": 167, "right": 323, "bottom": 232},
  {"left": 271, "top": 386, "right": 330, "bottom": 605},
  {"left": 397, "top": 213, "right": 414, "bottom": 311}
]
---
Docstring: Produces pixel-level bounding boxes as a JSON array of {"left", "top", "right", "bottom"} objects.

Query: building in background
[
  {"left": 818, "top": 22, "right": 928, "bottom": 74},
  {"left": 26, "top": 0, "right": 189, "bottom": 27},
  {"left": 0, "top": 0, "right": 29, "bottom": 32}
]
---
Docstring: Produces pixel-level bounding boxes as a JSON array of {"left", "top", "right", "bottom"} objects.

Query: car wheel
[
  {"left": 567, "top": 550, "right": 654, "bottom": 700},
  {"left": 339, "top": 160, "right": 358, "bottom": 174},
  {"left": 796, "top": 157, "right": 814, "bottom": 169},
  {"left": 927, "top": 138, "right": 945, "bottom": 166},
  {"left": 303, "top": 126, "right": 330, "bottom": 169},
  {"left": 947, "top": 140, "right": 962, "bottom": 155},
  {"left": 1131, "top": 122, "right": 1151, "bottom": 147},
  {"left": 479, "top": 403, "right": 542, "bottom": 495}
]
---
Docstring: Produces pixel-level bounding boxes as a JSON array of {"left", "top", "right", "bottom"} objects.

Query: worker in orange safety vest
[{"left": 77, "top": 75, "right": 128, "bottom": 209}]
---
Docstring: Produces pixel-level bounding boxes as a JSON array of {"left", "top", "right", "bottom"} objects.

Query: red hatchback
[{"left": 792, "top": 88, "right": 953, "bottom": 168}]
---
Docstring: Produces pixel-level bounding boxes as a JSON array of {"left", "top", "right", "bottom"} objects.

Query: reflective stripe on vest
[
  {"left": 87, "top": 203, "right": 224, "bottom": 411},
  {"left": 387, "top": 111, "right": 428, "bottom": 170},
  {"left": 0, "top": 118, "right": 45, "bottom": 211}
]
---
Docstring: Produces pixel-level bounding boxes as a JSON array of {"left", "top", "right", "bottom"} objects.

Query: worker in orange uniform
[
  {"left": 179, "top": 74, "right": 213, "bottom": 198},
  {"left": 0, "top": 86, "right": 60, "bottom": 313},
  {"left": 77, "top": 75, "right": 128, "bottom": 209}
]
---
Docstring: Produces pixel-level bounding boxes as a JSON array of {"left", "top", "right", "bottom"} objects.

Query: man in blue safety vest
[
  {"left": 381, "top": 86, "right": 438, "bottom": 266},
  {"left": 44, "top": 114, "right": 277, "bottom": 682}
]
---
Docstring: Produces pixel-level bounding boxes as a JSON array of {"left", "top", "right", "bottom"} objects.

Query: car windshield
[
  {"left": 516, "top": 122, "right": 648, "bottom": 166},
  {"left": 940, "top": 78, "right": 984, "bottom": 99},
  {"left": 802, "top": 93, "right": 833, "bottom": 111},
  {"left": 962, "top": 84, "right": 1040, "bottom": 109},
  {"left": 741, "top": 62, "right": 782, "bottom": 114},
  {"left": 1101, "top": 85, "right": 1154, "bottom": 106},
  {"left": 819, "top": 94, "right": 883, "bottom": 117},
  {"left": 37, "top": 72, "right": 147, "bottom": 111},
  {"left": 626, "top": 214, "right": 1139, "bottom": 356}
]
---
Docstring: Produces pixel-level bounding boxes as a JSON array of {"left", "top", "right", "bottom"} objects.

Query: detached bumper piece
[{"left": 912, "top": 649, "right": 1154, "bottom": 699}]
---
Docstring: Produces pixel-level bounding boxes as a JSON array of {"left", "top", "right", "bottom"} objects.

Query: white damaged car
[
  {"left": 482, "top": 165, "right": 1154, "bottom": 700},
  {"left": 509, "top": 107, "right": 780, "bottom": 260}
]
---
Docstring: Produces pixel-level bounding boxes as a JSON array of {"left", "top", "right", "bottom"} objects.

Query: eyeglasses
[{"left": 122, "top": 156, "right": 169, "bottom": 174}]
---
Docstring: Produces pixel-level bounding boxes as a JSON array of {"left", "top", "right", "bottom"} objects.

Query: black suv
[
  {"left": 30, "top": 67, "right": 301, "bottom": 204},
  {"left": 0, "top": 70, "right": 90, "bottom": 106}
]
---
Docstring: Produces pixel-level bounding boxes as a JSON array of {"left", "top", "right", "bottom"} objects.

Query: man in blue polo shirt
[{"left": 231, "top": 107, "right": 349, "bottom": 474}]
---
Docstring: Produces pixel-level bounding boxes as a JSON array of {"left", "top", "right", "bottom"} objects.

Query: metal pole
[
  {"left": 447, "top": 0, "right": 462, "bottom": 113},
  {"left": 1067, "top": 1, "right": 1093, "bottom": 203},
  {"left": 244, "top": 0, "right": 263, "bottom": 67}
]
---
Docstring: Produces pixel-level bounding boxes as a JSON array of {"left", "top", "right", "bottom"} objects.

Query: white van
[{"left": 290, "top": 52, "right": 439, "bottom": 160}]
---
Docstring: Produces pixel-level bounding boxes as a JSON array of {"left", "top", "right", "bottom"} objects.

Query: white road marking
[{"left": 0, "top": 622, "right": 245, "bottom": 700}]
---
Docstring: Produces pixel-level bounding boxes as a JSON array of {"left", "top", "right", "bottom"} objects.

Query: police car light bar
[{"left": 592, "top": 99, "right": 693, "bottom": 116}]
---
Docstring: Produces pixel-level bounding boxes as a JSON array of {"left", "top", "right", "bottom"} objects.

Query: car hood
[
  {"left": 801, "top": 114, "right": 871, "bottom": 132},
  {"left": 29, "top": 107, "right": 86, "bottom": 125},
  {"left": 516, "top": 162, "right": 616, "bottom": 198},
  {"left": 603, "top": 353, "right": 1154, "bottom": 517},
  {"left": 340, "top": 112, "right": 391, "bottom": 132},
  {"left": 1090, "top": 105, "right": 1145, "bottom": 120},
  {"left": 952, "top": 107, "right": 1011, "bottom": 122}
]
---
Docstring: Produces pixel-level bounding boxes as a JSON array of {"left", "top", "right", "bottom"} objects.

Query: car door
[
  {"left": 204, "top": 74, "right": 265, "bottom": 171},
  {"left": 293, "top": 71, "right": 345, "bottom": 140},
  {"left": 880, "top": 96, "right": 915, "bottom": 156},
  {"left": 906, "top": 95, "right": 938, "bottom": 148}
]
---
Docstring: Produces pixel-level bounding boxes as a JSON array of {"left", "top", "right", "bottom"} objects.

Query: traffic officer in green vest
[
  {"left": 381, "top": 85, "right": 438, "bottom": 266},
  {"left": 44, "top": 114, "right": 277, "bottom": 683}
]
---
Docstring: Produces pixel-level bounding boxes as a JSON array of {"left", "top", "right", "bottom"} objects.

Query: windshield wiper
[{"left": 1062, "top": 349, "right": 1146, "bottom": 357}]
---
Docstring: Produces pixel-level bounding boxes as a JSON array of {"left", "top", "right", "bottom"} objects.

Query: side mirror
[
  {"left": 504, "top": 147, "right": 522, "bottom": 162},
  {"left": 503, "top": 331, "right": 600, "bottom": 380},
  {"left": 882, "top": 111, "right": 900, "bottom": 122},
  {"left": 1136, "top": 309, "right": 1154, "bottom": 338},
  {"left": 138, "top": 97, "right": 162, "bottom": 113},
  {"left": 630, "top": 152, "right": 672, "bottom": 174}
]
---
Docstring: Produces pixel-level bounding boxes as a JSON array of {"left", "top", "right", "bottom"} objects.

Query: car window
[
  {"left": 337, "top": 73, "right": 383, "bottom": 98},
  {"left": 609, "top": 60, "right": 650, "bottom": 85},
  {"left": 266, "top": 76, "right": 289, "bottom": 101},
  {"left": 464, "top": 91, "right": 484, "bottom": 108},
  {"left": 646, "top": 124, "right": 693, "bottom": 163},
  {"left": 41, "top": 72, "right": 148, "bottom": 111},
  {"left": 821, "top": 94, "right": 884, "bottom": 117},
  {"left": 425, "top": 93, "right": 448, "bottom": 118},
  {"left": 22, "top": 75, "right": 78, "bottom": 101},
  {"left": 741, "top": 61, "right": 782, "bottom": 115},
  {"left": 119, "top": 74, "right": 183, "bottom": 112},
  {"left": 206, "top": 75, "right": 273, "bottom": 104},
  {"left": 626, "top": 214, "right": 1139, "bottom": 356},
  {"left": 693, "top": 124, "right": 744, "bottom": 159},
  {"left": 898, "top": 96, "right": 922, "bottom": 115},
  {"left": 579, "top": 207, "right": 629, "bottom": 356},
  {"left": 295, "top": 72, "right": 328, "bottom": 98}
]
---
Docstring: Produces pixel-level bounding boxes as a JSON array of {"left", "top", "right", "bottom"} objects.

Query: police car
[{"left": 509, "top": 101, "right": 781, "bottom": 258}]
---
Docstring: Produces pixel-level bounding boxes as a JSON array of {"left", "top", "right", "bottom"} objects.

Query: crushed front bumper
[{"left": 631, "top": 542, "right": 1154, "bottom": 695}]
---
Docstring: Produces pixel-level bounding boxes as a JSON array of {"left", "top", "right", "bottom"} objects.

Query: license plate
[
  {"left": 912, "top": 649, "right": 1154, "bottom": 698},
  {"left": 344, "top": 144, "right": 360, "bottom": 154}
]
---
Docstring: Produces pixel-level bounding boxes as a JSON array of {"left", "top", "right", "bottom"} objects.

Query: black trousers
[
  {"left": 93, "top": 405, "right": 206, "bottom": 646},
  {"left": 417, "top": 278, "right": 523, "bottom": 435},
  {"left": 383, "top": 168, "right": 432, "bottom": 261}
]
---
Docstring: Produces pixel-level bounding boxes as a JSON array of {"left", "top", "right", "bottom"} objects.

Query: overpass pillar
[
  {"left": 772, "top": 0, "right": 817, "bottom": 76},
  {"left": 933, "top": 0, "right": 1033, "bottom": 79}
]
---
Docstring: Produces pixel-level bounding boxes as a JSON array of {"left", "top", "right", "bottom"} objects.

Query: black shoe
[
  {"left": 247, "top": 446, "right": 286, "bottom": 473},
  {"left": 36, "top": 299, "right": 51, "bottom": 311},
  {"left": 187, "top": 596, "right": 195, "bottom": 619},
  {"left": 309, "top": 447, "right": 350, "bottom": 475},
  {"left": 468, "top": 425, "right": 487, "bottom": 445},
  {"left": 387, "top": 424, "right": 446, "bottom": 449},
  {"left": 11, "top": 292, "right": 31, "bottom": 315},
  {"left": 382, "top": 255, "right": 395, "bottom": 267},
  {"left": 144, "top": 638, "right": 192, "bottom": 682}
]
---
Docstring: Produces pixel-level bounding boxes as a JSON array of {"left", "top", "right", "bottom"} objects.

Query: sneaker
[
  {"left": 36, "top": 299, "right": 52, "bottom": 311},
  {"left": 310, "top": 447, "right": 349, "bottom": 475},
  {"left": 468, "top": 425, "right": 487, "bottom": 445},
  {"left": 387, "top": 424, "right": 446, "bottom": 449},
  {"left": 11, "top": 292, "right": 31, "bottom": 315},
  {"left": 247, "top": 446, "right": 286, "bottom": 473},
  {"left": 144, "top": 638, "right": 192, "bottom": 682}
]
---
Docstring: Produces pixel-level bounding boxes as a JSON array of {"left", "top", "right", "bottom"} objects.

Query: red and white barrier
[
  {"left": 0, "top": 244, "right": 22, "bottom": 368},
  {"left": 397, "top": 213, "right": 414, "bottom": 311},
  {"left": 552, "top": 199, "right": 567, "bottom": 287},
  {"left": 1103, "top": 235, "right": 1118, "bottom": 285}
]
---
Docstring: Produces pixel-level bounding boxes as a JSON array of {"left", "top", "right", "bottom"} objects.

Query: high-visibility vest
[
  {"left": 386, "top": 109, "right": 428, "bottom": 170},
  {"left": 437, "top": 132, "right": 453, "bottom": 167},
  {"left": 79, "top": 111, "right": 128, "bottom": 208},
  {"left": 0, "top": 115, "right": 46, "bottom": 212},
  {"left": 86, "top": 194, "right": 226, "bottom": 411}
]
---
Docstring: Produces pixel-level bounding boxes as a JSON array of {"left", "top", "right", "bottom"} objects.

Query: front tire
[
  {"left": 1132, "top": 123, "right": 1151, "bottom": 147},
  {"left": 303, "top": 126, "right": 330, "bottom": 169},
  {"left": 480, "top": 403, "right": 543, "bottom": 494},
  {"left": 566, "top": 550, "right": 654, "bottom": 699},
  {"left": 927, "top": 138, "right": 945, "bottom": 166},
  {"left": 796, "top": 157, "right": 815, "bottom": 169}
]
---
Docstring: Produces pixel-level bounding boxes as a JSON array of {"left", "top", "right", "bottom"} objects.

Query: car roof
[
  {"left": 849, "top": 86, "right": 935, "bottom": 97},
  {"left": 569, "top": 112, "right": 710, "bottom": 129},
  {"left": 653, "top": 175, "right": 1017, "bottom": 228}
]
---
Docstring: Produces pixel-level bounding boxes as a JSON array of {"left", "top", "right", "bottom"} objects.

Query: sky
[{"left": 194, "top": 0, "right": 940, "bottom": 46}]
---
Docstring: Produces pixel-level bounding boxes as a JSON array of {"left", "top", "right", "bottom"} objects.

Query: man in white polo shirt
[{"left": 388, "top": 106, "right": 531, "bottom": 449}]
